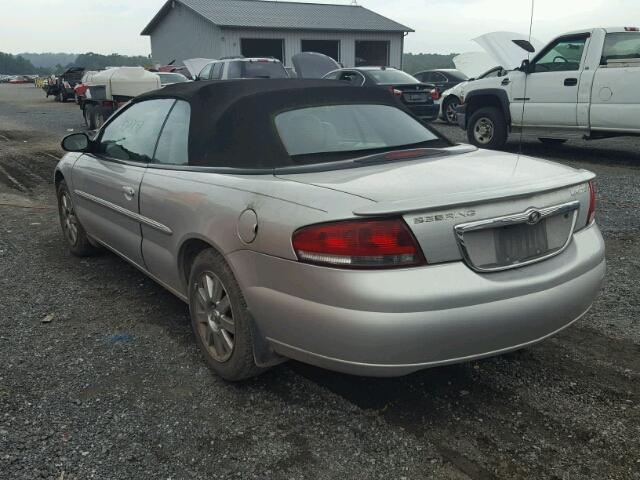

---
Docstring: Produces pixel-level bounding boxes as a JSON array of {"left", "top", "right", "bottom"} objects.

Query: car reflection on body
[{"left": 55, "top": 79, "right": 605, "bottom": 381}]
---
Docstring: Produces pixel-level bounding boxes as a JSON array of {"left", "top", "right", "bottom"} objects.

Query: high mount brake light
[
  {"left": 624, "top": 27, "right": 639, "bottom": 31},
  {"left": 292, "top": 218, "right": 425, "bottom": 269},
  {"left": 587, "top": 180, "right": 596, "bottom": 224}
]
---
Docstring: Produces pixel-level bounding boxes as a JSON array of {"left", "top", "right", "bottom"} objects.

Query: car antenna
[{"left": 516, "top": 0, "right": 535, "bottom": 169}]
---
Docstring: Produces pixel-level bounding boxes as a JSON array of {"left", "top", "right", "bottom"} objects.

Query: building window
[
  {"left": 241, "top": 38, "right": 284, "bottom": 62},
  {"left": 355, "top": 41, "right": 390, "bottom": 67},
  {"left": 301, "top": 40, "right": 340, "bottom": 62}
]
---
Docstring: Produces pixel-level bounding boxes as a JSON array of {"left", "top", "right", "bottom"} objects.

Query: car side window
[
  {"left": 532, "top": 36, "right": 587, "bottom": 73},
  {"left": 211, "top": 62, "right": 224, "bottom": 80},
  {"left": 418, "top": 72, "right": 432, "bottom": 82},
  {"left": 602, "top": 33, "right": 640, "bottom": 63},
  {"left": 431, "top": 72, "right": 447, "bottom": 83},
  {"left": 97, "top": 99, "right": 174, "bottom": 163},
  {"left": 154, "top": 101, "right": 190, "bottom": 165},
  {"left": 198, "top": 63, "right": 213, "bottom": 80}
]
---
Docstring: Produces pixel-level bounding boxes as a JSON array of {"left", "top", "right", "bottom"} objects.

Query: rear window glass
[
  {"left": 158, "top": 73, "right": 189, "bottom": 85},
  {"left": 367, "top": 70, "right": 420, "bottom": 85},
  {"left": 603, "top": 33, "right": 640, "bottom": 62},
  {"left": 275, "top": 104, "right": 439, "bottom": 157},
  {"left": 241, "top": 62, "right": 288, "bottom": 79}
]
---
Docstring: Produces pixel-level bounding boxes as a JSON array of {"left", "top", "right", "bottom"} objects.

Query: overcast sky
[{"left": 1, "top": 0, "right": 637, "bottom": 56}]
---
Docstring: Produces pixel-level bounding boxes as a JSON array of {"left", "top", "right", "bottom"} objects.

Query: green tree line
[
  {"left": 402, "top": 53, "right": 457, "bottom": 74},
  {"left": 0, "top": 52, "right": 153, "bottom": 75}
]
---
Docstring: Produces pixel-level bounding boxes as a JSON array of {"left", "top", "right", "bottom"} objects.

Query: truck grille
[{"left": 454, "top": 201, "right": 580, "bottom": 272}]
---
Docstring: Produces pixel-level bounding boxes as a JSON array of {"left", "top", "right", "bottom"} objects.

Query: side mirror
[
  {"left": 520, "top": 59, "right": 531, "bottom": 74},
  {"left": 512, "top": 39, "right": 536, "bottom": 53},
  {"left": 61, "top": 132, "right": 90, "bottom": 152}
]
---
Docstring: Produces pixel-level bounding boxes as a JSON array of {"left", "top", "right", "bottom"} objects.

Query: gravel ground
[{"left": 0, "top": 84, "right": 638, "bottom": 480}]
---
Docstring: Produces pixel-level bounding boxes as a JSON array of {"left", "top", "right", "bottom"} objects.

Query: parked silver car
[{"left": 55, "top": 79, "right": 605, "bottom": 381}]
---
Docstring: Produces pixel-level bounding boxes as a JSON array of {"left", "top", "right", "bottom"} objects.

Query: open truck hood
[
  {"left": 183, "top": 58, "right": 215, "bottom": 78},
  {"left": 452, "top": 52, "right": 496, "bottom": 78},
  {"left": 292, "top": 52, "right": 341, "bottom": 79},
  {"left": 472, "top": 31, "right": 544, "bottom": 71},
  {"left": 277, "top": 147, "right": 594, "bottom": 216}
]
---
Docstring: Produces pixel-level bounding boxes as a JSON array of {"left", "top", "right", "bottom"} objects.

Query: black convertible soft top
[{"left": 134, "top": 79, "right": 441, "bottom": 169}]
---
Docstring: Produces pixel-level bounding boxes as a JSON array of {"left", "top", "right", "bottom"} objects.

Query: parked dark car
[
  {"left": 323, "top": 67, "right": 439, "bottom": 121},
  {"left": 413, "top": 69, "right": 468, "bottom": 92},
  {"left": 43, "top": 67, "right": 85, "bottom": 102}
]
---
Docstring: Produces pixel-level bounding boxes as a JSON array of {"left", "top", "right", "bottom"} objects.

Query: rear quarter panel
[{"left": 138, "top": 169, "right": 374, "bottom": 295}]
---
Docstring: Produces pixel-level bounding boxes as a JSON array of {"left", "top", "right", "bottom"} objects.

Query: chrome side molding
[{"left": 74, "top": 190, "right": 173, "bottom": 235}]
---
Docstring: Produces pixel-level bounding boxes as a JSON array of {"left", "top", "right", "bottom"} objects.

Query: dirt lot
[{"left": 0, "top": 84, "right": 638, "bottom": 480}]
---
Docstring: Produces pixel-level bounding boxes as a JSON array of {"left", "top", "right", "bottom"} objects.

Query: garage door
[
  {"left": 301, "top": 40, "right": 340, "bottom": 62},
  {"left": 241, "top": 39, "right": 284, "bottom": 62},
  {"left": 355, "top": 41, "right": 390, "bottom": 67}
]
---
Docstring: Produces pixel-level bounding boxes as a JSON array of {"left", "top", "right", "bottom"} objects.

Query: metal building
[{"left": 141, "top": 0, "right": 413, "bottom": 69}]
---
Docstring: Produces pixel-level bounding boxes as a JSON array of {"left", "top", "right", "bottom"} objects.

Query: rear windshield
[
  {"left": 367, "top": 70, "right": 420, "bottom": 85},
  {"left": 603, "top": 32, "right": 640, "bottom": 62},
  {"left": 239, "top": 61, "right": 288, "bottom": 79},
  {"left": 275, "top": 104, "right": 440, "bottom": 157},
  {"left": 158, "top": 73, "right": 189, "bottom": 85}
]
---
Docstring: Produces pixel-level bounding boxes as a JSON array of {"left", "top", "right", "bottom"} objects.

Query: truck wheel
[
  {"left": 442, "top": 96, "right": 460, "bottom": 124},
  {"left": 93, "top": 108, "right": 106, "bottom": 129},
  {"left": 539, "top": 138, "right": 567, "bottom": 145},
  {"left": 58, "top": 91, "right": 66, "bottom": 103},
  {"left": 467, "top": 107, "right": 508, "bottom": 149},
  {"left": 84, "top": 104, "right": 96, "bottom": 129}
]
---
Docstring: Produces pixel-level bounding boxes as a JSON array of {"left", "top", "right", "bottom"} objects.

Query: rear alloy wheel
[
  {"left": 188, "top": 249, "right": 263, "bottom": 381},
  {"left": 443, "top": 96, "right": 460, "bottom": 124},
  {"left": 467, "top": 106, "right": 508, "bottom": 149},
  {"left": 57, "top": 180, "right": 99, "bottom": 257}
]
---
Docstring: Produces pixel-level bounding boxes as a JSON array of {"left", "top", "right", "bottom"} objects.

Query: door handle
[
  {"left": 501, "top": 78, "right": 510, "bottom": 86},
  {"left": 122, "top": 186, "right": 136, "bottom": 200},
  {"left": 564, "top": 78, "right": 578, "bottom": 86}
]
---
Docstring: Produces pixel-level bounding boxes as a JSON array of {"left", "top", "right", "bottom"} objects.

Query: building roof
[{"left": 141, "top": 0, "right": 413, "bottom": 35}]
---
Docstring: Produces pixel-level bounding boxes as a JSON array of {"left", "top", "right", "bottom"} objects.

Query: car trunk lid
[{"left": 277, "top": 148, "right": 594, "bottom": 270}]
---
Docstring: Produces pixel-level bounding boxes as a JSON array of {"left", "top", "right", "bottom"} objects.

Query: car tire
[
  {"left": 188, "top": 248, "right": 263, "bottom": 381},
  {"left": 58, "top": 91, "right": 66, "bottom": 103},
  {"left": 93, "top": 107, "right": 106, "bottom": 129},
  {"left": 57, "top": 180, "right": 99, "bottom": 257},
  {"left": 538, "top": 138, "right": 567, "bottom": 145},
  {"left": 467, "top": 106, "right": 508, "bottom": 149},
  {"left": 442, "top": 96, "right": 460, "bottom": 125}
]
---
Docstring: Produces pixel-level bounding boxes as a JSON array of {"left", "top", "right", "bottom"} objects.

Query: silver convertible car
[{"left": 55, "top": 79, "right": 605, "bottom": 380}]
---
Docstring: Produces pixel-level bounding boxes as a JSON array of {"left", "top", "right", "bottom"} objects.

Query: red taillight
[
  {"left": 430, "top": 88, "right": 441, "bottom": 101},
  {"left": 389, "top": 87, "right": 403, "bottom": 98},
  {"left": 102, "top": 100, "right": 115, "bottom": 108},
  {"left": 292, "top": 218, "right": 425, "bottom": 268},
  {"left": 624, "top": 27, "right": 639, "bottom": 31},
  {"left": 587, "top": 180, "right": 596, "bottom": 224}
]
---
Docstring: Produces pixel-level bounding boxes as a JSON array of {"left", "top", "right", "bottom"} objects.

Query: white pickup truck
[{"left": 457, "top": 27, "right": 640, "bottom": 149}]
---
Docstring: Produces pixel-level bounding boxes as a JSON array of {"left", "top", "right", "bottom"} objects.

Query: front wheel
[
  {"left": 442, "top": 96, "right": 460, "bottom": 124},
  {"left": 188, "top": 249, "right": 263, "bottom": 381},
  {"left": 466, "top": 106, "right": 508, "bottom": 149},
  {"left": 57, "top": 180, "right": 99, "bottom": 257}
]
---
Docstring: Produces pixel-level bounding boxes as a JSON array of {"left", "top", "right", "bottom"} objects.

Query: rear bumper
[
  {"left": 228, "top": 224, "right": 605, "bottom": 376},
  {"left": 408, "top": 103, "right": 439, "bottom": 121}
]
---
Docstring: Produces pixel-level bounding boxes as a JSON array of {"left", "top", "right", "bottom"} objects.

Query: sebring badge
[{"left": 413, "top": 209, "right": 476, "bottom": 224}]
